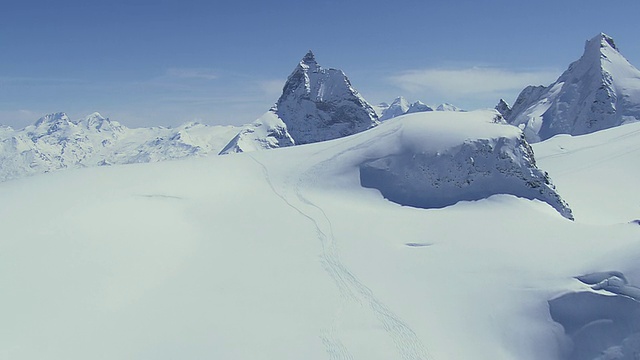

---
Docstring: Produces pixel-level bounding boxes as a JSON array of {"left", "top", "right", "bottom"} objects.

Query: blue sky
[{"left": 1, "top": 0, "right": 639, "bottom": 128}]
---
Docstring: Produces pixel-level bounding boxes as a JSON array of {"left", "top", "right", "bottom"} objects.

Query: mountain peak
[
  {"left": 223, "top": 51, "right": 379, "bottom": 152},
  {"left": 506, "top": 33, "right": 640, "bottom": 142},
  {"left": 301, "top": 50, "right": 317, "bottom": 67},
  {"left": 587, "top": 32, "right": 617, "bottom": 51},
  {"left": 80, "top": 112, "right": 125, "bottom": 133},
  {"left": 34, "top": 112, "right": 69, "bottom": 127},
  {"left": 583, "top": 33, "right": 619, "bottom": 61},
  {"left": 406, "top": 101, "right": 434, "bottom": 114},
  {"left": 390, "top": 96, "right": 408, "bottom": 105}
]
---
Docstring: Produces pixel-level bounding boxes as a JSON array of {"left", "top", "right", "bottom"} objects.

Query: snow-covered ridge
[
  {"left": 0, "top": 112, "right": 239, "bottom": 182},
  {"left": 221, "top": 51, "right": 379, "bottom": 154},
  {"left": 500, "top": 33, "right": 640, "bottom": 142},
  {"left": 218, "top": 112, "right": 294, "bottom": 154},
  {"left": 314, "top": 109, "right": 572, "bottom": 219}
]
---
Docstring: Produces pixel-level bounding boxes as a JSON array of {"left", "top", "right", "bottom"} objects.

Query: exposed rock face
[
  {"left": 356, "top": 110, "right": 573, "bottom": 219},
  {"left": 495, "top": 99, "right": 512, "bottom": 119},
  {"left": 405, "top": 101, "right": 434, "bottom": 114},
  {"left": 221, "top": 51, "right": 379, "bottom": 153},
  {"left": 504, "top": 33, "right": 640, "bottom": 142},
  {"left": 271, "top": 51, "right": 379, "bottom": 145}
]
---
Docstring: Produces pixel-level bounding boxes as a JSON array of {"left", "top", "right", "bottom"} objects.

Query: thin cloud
[
  {"left": 258, "top": 79, "right": 284, "bottom": 99},
  {"left": 165, "top": 68, "right": 218, "bottom": 81},
  {"left": 0, "top": 109, "right": 45, "bottom": 128},
  {"left": 388, "top": 67, "right": 559, "bottom": 98}
]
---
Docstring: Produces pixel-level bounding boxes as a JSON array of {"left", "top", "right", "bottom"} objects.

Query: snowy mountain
[
  {"left": 0, "top": 112, "right": 239, "bottom": 182},
  {"left": 436, "top": 102, "right": 463, "bottom": 112},
  {"left": 218, "top": 112, "right": 294, "bottom": 154},
  {"left": 405, "top": 100, "right": 434, "bottom": 114},
  {"left": 502, "top": 33, "right": 640, "bottom": 142},
  {"left": 379, "top": 98, "right": 462, "bottom": 121},
  {"left": 6, "top": 108, "right": 640, "bottom": 360},
  {"left": 379, "top": 96, "right": 410, "bottom": 121},
  {"left": 495, "top": 98, "right": 512, "bottom": 119},
  {"left": 221, "top": 51, "right": 379, "bottom": 153}
]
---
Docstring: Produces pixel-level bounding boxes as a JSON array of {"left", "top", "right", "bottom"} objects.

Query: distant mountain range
[
  {"left": 0, "top": 112, "right": 238, "bottom": 182},
  {"left": 2, "top": 33, "right": 639, "bottom": 181},
  {"left": 376, "top": 96, "right": 462, "bottom": 121}
]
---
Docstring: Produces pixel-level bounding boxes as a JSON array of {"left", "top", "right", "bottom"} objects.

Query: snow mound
[
  {"left": 505, "top": 33, "right": 640, "bottom": 142},
  {"left": 218, "top": 112, "right": 294, "bottom": 154},
  {"left": 549, "top": 271, "right": 640, "bottom": 360},
  {"left": 356, "top": 110, "right": 573, "bottom": 219}
]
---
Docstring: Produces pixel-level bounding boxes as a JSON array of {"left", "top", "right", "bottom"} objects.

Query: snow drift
[{"left": 356, "top": 111, "right": 572, "bottom": 219}]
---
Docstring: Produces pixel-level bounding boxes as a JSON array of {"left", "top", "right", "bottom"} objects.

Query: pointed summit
[
  {"left": 586, "top": 32, "right": 617, "bottom": 51},
  {"left": 276, "top": 51, "right": 379, "bottom": 144},
  {"left": 505, "top": 33, "right": 640, "bottom": 142},
  {"left": 495, "top": 99, "right": 512, "bottom": 119},
  {"left": 221, "top": 51, "right": 379, "bottom": 153},
  {"left": 302, "top": 50, "right": 316, "bottom": 64},
  {"left": 406, "top": 101, "right": 434, "bottom": 114},
  {"left": 380, "top": 96, "right": 410, "bottom": 121}
]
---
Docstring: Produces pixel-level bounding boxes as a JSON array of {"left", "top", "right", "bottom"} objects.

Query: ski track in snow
[{"left": 247, "top": 130, "right": 431, "bottom": 360}]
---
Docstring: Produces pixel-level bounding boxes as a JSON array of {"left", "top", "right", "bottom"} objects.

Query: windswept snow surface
[{"left": 2, "top": 111, "right": 640, "bottom": 360}]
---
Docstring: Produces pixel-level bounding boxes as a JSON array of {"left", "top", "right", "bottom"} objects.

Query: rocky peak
[
  {"left": 34, "top": 112, "right": 70, "bottom": 127},
  {"left": 380, "top": 96, "right": 410, "bottom": 121},
  {"left": 79, "top": 112, "right": 125, "bottom": 133},
  {"left": 273, "top": 51, "right": 379, "bottom": 145},
  {"left": 587, "top": 32, "right": 618, "bottom": 52},
  {"left": 506, "top": 33, "right": 640, "bottom": 142},
  {"left": 406, "top": 101, "right": 434, "bottom": 114},
  {"left": 495, "top": 99, "right": 512, "bottom": 119},
  {"left": 301, "top": 50, "right": 318, "bottom": 67}
]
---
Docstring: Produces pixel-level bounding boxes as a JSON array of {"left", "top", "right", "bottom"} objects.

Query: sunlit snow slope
[
  {"left": 2, "top": 111, "right": 640, "bottom": 360},
  {"left": 503, "top": 33, "right": 640, "bottom": 142}
]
